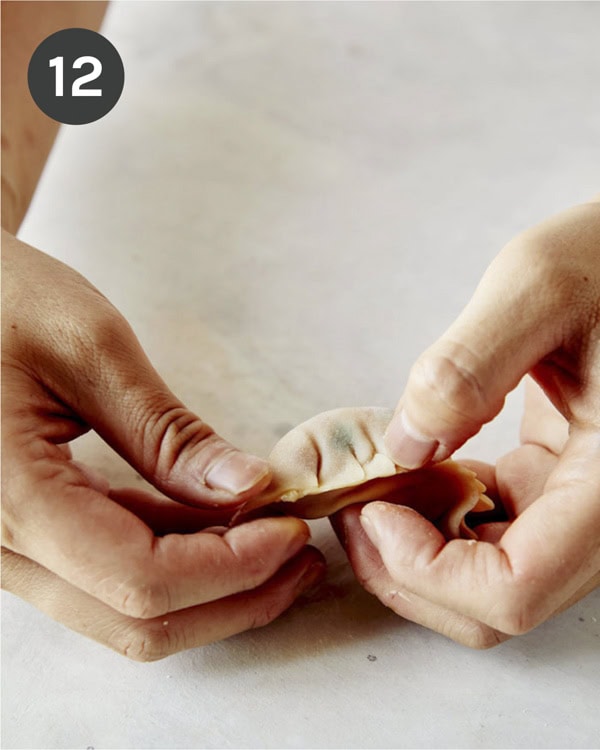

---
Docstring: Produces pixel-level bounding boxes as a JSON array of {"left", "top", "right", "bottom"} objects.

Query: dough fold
[{"left": 236, "top": 407, "right": 493, "bottom": 539}]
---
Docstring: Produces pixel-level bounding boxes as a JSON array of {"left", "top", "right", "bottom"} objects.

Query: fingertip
[
  {"left": 361, "top": 500, "right": 432, "bottom": 528},
  {"left": 384, "top": 409, "right": 440, "bottom": 469},
  {"left": 360, "top": 502, "right": 389, "bottom": 547},
  {"left": 330, "top": 503, "right": 365, "bottom": 548},
  {"left": 235, "top": 515, "right": 311, "bottom": 557},
  {"left": 360, "top": 502, "right": 443, "bottom": 567},
  {"left": 204, "top": 451, "right": 271, "bottom": 497}
]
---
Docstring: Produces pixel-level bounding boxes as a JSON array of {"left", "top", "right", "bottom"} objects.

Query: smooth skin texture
[
  {"left": 1, "top": 1, "right": 324, "bottom": 661},
  {"left": 335, "top": 199, "right": 600, "bottom": 647}
]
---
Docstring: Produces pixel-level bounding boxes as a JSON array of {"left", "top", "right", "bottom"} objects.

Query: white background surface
[{"left": 3, "top": 2, "right": 600, "bottom": 748}]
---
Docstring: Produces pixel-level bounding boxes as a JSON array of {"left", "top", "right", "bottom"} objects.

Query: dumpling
[{"left": 236, "top": 407, "right": 493, "bottom": 539}]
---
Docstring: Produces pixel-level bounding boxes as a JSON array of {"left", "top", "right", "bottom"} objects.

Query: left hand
[
  {"left": 3, "top": 481, "right": 324, "bottom": 661},
  {"left": 1, "top": 234, "right": 325, "bottom": 660},
  {"left": 332, "top": 379, "right": 600, "bottom": 648}
]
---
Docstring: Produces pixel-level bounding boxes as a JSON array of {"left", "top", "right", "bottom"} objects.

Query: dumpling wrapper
[{"left": 236, "top": 407, "right": 493, "bottom": 539}]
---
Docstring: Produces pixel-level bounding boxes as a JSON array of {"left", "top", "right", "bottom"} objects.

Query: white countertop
[{"left": 3, "top": 2, "right": 599, "bottom": 748}]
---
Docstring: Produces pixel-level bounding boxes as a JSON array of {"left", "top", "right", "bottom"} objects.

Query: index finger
[
  {"left": 2, "top": 441, "right": 310, "bottom": 619},
  {"left": 359, "top": 426, "right": 600, "bottom": 634}
]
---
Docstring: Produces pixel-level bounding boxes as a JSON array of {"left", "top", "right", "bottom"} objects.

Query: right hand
[
  {"left": 1, "top": 231, "right": 325, "bottom": 660},
  {"left": 336, "top": 197, "right": 600, "bottom": 646}
]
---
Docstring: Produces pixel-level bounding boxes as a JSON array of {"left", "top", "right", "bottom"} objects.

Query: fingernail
[
  {"left": 281, "top": 518, "right": 311, "bottom": 558},
  {"left": 360, "top": 510, "right": 383, "bottom": 547},
  {"left": 431, "top": 443, "right": 451, "bottom": 463},
  {"left": 296, "top": 560, "right": 326, "bottom": 595},
  {"left": 205, "top": 452, "right": 270, "bottom": 495},
  {"left": 330, "top": 504, "right": 365, "bottom": 549},
  {"left": 384, "top": 409, "right": 438, "bottom": 469}
]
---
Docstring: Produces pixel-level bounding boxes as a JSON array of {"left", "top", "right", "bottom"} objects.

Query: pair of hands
[{"left": 2, "top": 200, "right": 600, "bottom": 659}]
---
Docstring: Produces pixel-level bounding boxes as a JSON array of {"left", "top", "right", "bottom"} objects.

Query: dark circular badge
[{"left": 28, "top": 28, "right": 124, "bottom": 125}]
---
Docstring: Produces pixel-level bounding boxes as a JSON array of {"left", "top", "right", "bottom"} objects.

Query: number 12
[{"left": 49, "top": 56, "right": 102, "bottom": 97}]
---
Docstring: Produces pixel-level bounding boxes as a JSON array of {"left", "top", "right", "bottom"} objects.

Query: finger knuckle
[
  {"left": 115, "top": 621, "right": 176, "bottom": 662},
  {"left": 247, "top": 594, "right": 287, "bottom": 631},
  {"left": 488, "top": 592, "right": 539, "bottom": 636},
  {"left": 411, "top": 346, "right": 492, "bottom": 427},
  {"left": 84, "top": 299, "right": 128, "bottom": 351},
  {"left": 59, "top": 298, "right": 126, "bottom": 371},
  {"left": 455, "top": 623, "right": 506, "bottom": 650},
  {"left": 493, "top": 608, "right": 536, "bottom": 636},
  {"left": 137, "top": 402, "right": 214, "bottom": 485},
  {"left": 114, "top": 577, "right": 171, "bottom": 620}
]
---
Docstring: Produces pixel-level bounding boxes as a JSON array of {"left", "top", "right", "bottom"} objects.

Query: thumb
[
  {"left": 90, "top": 342, "right": 270, "bottom": 506},
  {"left": 385, "top": 232, "right": 569, "bottom": 469},
  {"left": 42, "top": 313, "right": 270, "bottom": 508},
  {"left": 5, "top": 237, "right": 269, "bottom": 508}
]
